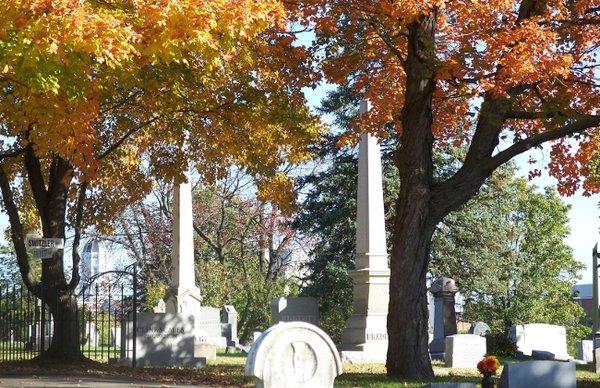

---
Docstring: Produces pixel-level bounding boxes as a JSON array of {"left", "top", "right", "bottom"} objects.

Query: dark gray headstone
[
  {"left": 429, "top": 277, "right": 459, "bottom": 354},
  {"left": 468, "top": 321, "right": 491, "bottom": 337},
  {"left": 121, "top": 312, "right": 205, "bottom": 367},
  {"left": 498, "top": 360, "right": 576, "bottom": 388}
]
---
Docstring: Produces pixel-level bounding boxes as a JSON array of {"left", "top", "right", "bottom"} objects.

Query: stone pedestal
[
  {"left": 429, "top": 277, "right": 459, "bottom": 355},
  {"left": 339, "top": 100, "right": 390, "bottom": 363}
]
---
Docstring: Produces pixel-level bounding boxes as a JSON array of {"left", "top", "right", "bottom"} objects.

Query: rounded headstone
[
  {"left": 245, "top": 322, "right": 342, "bottom": 388},
  {"left": 468, "top": 321, "right": 491, "bottom": 337}
]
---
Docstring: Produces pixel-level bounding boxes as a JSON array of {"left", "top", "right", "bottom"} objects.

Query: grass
[{"left": 2, "top": 352, "right": 600, "bottom": 387}]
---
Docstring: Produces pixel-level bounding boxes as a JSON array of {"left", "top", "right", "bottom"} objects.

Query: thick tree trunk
[
  {"left": 386, "top": 14, "right": 437, "bottom": 378},
  {"left": 387, "top": 203, "right": 436, "bottom": 377},
  {"left": 42, "top": 290, "right": 82, "bottom": 362}
]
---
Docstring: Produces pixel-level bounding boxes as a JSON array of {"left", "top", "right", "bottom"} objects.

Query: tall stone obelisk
[
  {"left": 165, "top": 172, "right": 202, "bottom": 315},
  {"left": 340, "top": 100, "right": 390, "bottom": 363}
]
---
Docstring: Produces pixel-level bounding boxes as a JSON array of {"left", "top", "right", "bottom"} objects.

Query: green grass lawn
[
  {"left": 212, "top": 352, "right": 600, "bottom": 387},
  {"left": 2, "top": 351, "right": 600, "bottom": 387}
]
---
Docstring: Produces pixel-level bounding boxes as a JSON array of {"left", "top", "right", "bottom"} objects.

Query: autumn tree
[
  {"left": 103, "top": 170, "right": 303, "bottom": 341},
  {"left": 292, "top": 0, "right": 600, "bottom": 378},
  {"left": 0, "top": 0, "right": 320, "bottom": 361}
]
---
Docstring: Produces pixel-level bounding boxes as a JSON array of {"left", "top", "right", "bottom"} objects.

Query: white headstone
[
  {"left": 444, "top": 334, "right": 486, "bottom": 369},
  {"left": 271, "top": 297, "right": 319, "bottom": 325},
  {"left": 110, "top": 326, "right": 121, "bottom": 347},
  {"left": 509, "top": 324, "right": 569, "bottom": 360},
  {"left": 340, "top": 99, "right": 390, "bottom": 363},
  {"left": 246, "top": 322, "right": 342, "bottom": 388},
  {"left": 195, "top": 306, "right": 227, "bottom": 347},
  {"left": 153, "top": 299, "right": 166, "bottom": 313},
  {"left": 577, "top": 340, "right": 593, "bottom": 363},
  {"left": 165, "top": 172, "right": 202, "bottom": 316}
]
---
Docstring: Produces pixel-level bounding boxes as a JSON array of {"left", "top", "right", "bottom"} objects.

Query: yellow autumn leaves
[{"left": 0, "top": 0, "right": 323, "bottom": 217}]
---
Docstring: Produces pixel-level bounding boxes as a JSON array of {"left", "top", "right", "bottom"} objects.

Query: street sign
[{"left": 26, "top": 237, "right": 64, "bottom": 260}]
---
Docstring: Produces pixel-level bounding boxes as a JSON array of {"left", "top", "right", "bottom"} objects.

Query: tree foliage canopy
[{"left": 292, "top": 0, "right": 600, "bottom": 195}]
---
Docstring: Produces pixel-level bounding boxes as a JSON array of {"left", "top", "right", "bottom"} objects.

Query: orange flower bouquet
[{"left": 477, "top": 355, "right": 500, "bottom": 388}]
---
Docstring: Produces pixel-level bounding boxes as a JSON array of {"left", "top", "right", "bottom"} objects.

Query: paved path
[{"left": 0, "top": 376, "right": 206, "bottom": 387}]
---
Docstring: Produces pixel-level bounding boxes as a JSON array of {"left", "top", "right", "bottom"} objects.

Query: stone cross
[
  {"left": 340, "top": 99, "right": 390, "bottom": 363},
  {"left": 429, "top": 277, "right": 459, "bottom": 355},
  {"left": 165, "top": 172, "right": 202, "bottom": 316}
]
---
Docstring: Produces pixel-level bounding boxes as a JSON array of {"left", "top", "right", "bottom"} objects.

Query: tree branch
[
  {"left": 0, "top": 166, "right": 39, "bottom": 295},
  {"left": 488, "top": 115, "right": 600, "bottom": 169},
  {"left": 67, "top": 181, "right": 88, "bottom": 291}
]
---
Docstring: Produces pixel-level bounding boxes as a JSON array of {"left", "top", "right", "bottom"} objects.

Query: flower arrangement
[
  {"left": 477, "top": 355, "right": 500, "bottom": 388},
  {"left": 477, "top": 355, "right": 500, "bottom": 376}
]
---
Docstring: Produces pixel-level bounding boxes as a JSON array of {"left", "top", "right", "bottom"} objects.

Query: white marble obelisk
[
  {"left": 340, "top": 100, "right": 391, "bottom": 363},
  {"left": 165, "top": 172, "right": 202, "bottom": 315}
]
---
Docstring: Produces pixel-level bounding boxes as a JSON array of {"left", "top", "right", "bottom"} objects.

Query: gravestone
[
  {"left": 468, "top": 322, "right": 490, "bottom": 337},
  {"left": 444, "top": 334, "right": 486, "bottom": 369},
  {"left": 339, "top": 100, "right": 390, "bottom": 364},
  {"left": 120, "top": 312, "right": 205, "bottom": 367},
  {"left": 110, "top": 327, "right": 121, "bottom": 347},
  {"left": 221, "top": 305, "right": 238, "bottom": 346},
  {"left": 153, "top": 299, "right": 166, "bottom": 313},
  {"left": 85, "top": 322, "right": 99, "bottom": 347},
  {"left": 577, "top": 340, "right": 593, "bottom": 363},
  {"left": 246, "top": 322, "right": 342, "bottom": 388},
  {"left": 271, "top": 297, "right": 319, "bottom": 326},
  {"left": 429, "top": 277, "right": 459, "bottom": 355},
  {"left": 509, "top": 324, "right": 569, "bottom": 360},
  {"left": 498, "top": 360, "right": 576, "bottom": 388},
  {"left": 196, "top": 306, "right": 227, "bottom": 347},
  {"left": 195, "top": 343, "right": 217, "bottom": 361}
]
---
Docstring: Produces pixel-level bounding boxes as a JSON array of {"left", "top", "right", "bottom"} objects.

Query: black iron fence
[{"left": 0, "top": 267, "right": 138, "bottom": 365}]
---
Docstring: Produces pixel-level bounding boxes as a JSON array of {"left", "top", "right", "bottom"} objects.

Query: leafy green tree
[{"left": 431, "top": 176, "right": 589, "bottom": 348}]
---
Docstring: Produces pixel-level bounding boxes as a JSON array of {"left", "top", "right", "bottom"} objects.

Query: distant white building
[{"left": 80, "top": 239, "right": 113, "bottom": 289}]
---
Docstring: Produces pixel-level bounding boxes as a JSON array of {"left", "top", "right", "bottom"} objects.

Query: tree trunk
[
  {"left": 42, "top": 289, "right": 82, "bottom": 362},
  {"left": 386, "top": 185, "right": 437, "bottom": 377},
  {"left": 387, "top": 14, "right": 437, "bottom": 379}
]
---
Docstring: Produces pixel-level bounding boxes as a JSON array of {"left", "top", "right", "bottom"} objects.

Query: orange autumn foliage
[{"left": 290, "top": 0, "right": 600, "bottom": 195}]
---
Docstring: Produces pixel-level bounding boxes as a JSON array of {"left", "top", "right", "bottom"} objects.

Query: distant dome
[
  {"left": 80, "top": 239, "right": 112, "bottom": 285},
  {"left": 83, "top": 240, "right": 100, "bottom": 253}
]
